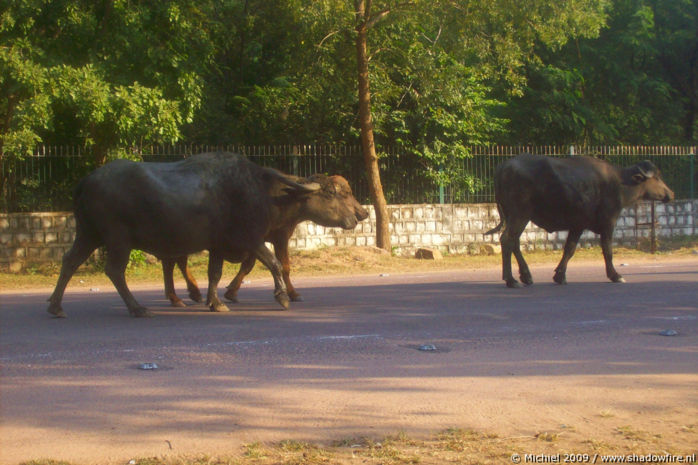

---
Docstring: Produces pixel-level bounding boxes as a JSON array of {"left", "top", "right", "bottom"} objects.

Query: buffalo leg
[
  {"left": 501, "top": 219, "right": 530, "bottom": 288},
  {"left": 224, "top": 254, "right": 256, "bottom": 302},
  {"left": 512, "top": 234, "right": 533, "bottom": 285},
  {"left": 254, "top": 245, "right": 290, "bottom": 310},
  {"left": 501, "top": 234, "right": 517, "bottom": 288},
  {"left": 104, "top": 246, "right": 151, "bottom": 317},
  {"left": 47, "top": 234, "right": 99, "bottom": 318},
  {"left": 206, "top": 253, "right": 228, "bottom": 312},
  {"left": 273, "top": 232, "right": 302, "bottom": 301},
  {"left": 162, "top": 259, "right": 186, "bottom": 307},
  {"left": 601, "top": 229, "right": 625, "bottom": 283},
  {"left": 176, "top": 256, "right": 203, "bottom": 303},
  {"left": 553, "top": 229, "right": 583, "bottom": 284}
]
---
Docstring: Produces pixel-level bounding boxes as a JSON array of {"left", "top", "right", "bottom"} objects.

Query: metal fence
[{"left": 1, "top": 144, "right": 695, "bottom": 212}]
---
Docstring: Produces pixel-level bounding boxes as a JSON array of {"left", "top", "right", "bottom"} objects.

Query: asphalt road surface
[{"left": 1, "top": 258, "right": 697, "bottom": 464}]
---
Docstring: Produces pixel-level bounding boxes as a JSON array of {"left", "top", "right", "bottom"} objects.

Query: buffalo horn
[
  {"left": 266, "top": 168, "right": 321, "bottom": 193},
  {"left": 295, "top": 182, "right": 321, "bottom": 192}
]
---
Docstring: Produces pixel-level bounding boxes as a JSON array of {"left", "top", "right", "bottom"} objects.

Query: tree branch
[
  {"left": 366, "top": 2, "right": 415, "bottom": 29},
  {"left": 366, "top": 9, "right": 391, "bottom": 29},
  {"left": 317, "top": 30, "right": 340, "bottom": 49}
]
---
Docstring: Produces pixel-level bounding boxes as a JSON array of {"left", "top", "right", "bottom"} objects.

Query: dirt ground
[{"left": 1, "top": 249, "right": 697, "bottom": 465}]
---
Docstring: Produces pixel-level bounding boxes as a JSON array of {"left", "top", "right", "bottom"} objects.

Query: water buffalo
[
  {"left": 47, "top": 152, "right": 334, "bottom": 318},
  {"left": 486, "top": 154, "right": 674, "bottom": 287},
  {"left": 162, "top": 173, "right": 369, "bottom": 307}
]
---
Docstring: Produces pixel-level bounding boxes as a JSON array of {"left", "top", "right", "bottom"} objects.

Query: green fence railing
[{"left": 1, "top": 144, "right": 695, "bottom": 212}]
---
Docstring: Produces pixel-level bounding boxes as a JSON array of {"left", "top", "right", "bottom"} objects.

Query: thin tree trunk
[
  {"left": 355, "top": 0, "right": 391, "bottom": 251},
  {"left": 93, "top": 144, "right": 108, "bottom": 166},
  {"left": 684, "top": 100, "right": 696, "bottom": 142}
]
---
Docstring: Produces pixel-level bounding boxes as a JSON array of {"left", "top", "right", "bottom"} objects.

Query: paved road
[{"left": 1, "top": 259, "right": 697, "bottom": 464}]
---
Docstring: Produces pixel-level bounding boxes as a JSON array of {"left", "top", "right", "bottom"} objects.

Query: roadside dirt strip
[{"left": 1, "top": 258, "right": 696, "bottom": 465}]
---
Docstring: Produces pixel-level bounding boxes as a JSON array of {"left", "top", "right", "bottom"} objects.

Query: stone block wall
[
  {"left": 1, "top": 200, "right": 695, "bottom": 271},
  {"left": 289, "top": 200, "right": 696, "bottom": 255},
  {"left": 1, "top": 212, "right": 76, "bottom": 272},
  {"left": 289, "top": 204, "right": 504, "bottom": 255}
]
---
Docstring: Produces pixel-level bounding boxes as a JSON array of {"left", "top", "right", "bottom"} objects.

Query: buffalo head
[
  {"left": 628, "top": 160, "right": 675, "bottom": 203},
  {"left": 301, "top": 174, "right": 369, "bottom": 229}
]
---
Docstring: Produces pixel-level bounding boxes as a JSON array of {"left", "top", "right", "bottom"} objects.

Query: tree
[
  {"left": 354, "top": 0, "right": 391, "bottom": 249},
  {"left": 503, "top": 0, "right": 697, "bottom": 145},
  {"left": 652, "top": 0, "right": 698, "bottom": 142},
  {"left": 339, "top": 0, "right": 608, "bottom": 250},
  {"left": 0, "top": 1, "right": 213, "bottom": 164},
  {"left": 185, "top": 0, "right": 359, "bottom": 145}
]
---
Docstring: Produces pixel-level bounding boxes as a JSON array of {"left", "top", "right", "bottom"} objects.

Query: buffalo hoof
[
  {"left": 188, "top": 288, "right": 203, "bottom": 303},
  {"left": 505, "top": 279, "right": 521, "bottom": 289},
  {"left": 169, "top": 297, "right": 187, "bottom": 308},
  {"left": 611, "top": 275, "right": 626, "bottom": 283},
  {"left": 130, "top": 306, "right": 154, "bottom": 318},
  {"left": 275, "top": 291, "right": 290, "bottom": 310},
  {"left": 289, "top": 293, "right": 304, "bottom": 302},
  {"left": 47, "top": 304, "right": 67, "bottom": 318},
  {"left": 210, "top": 302, "right": 230, "bottom": 312},
  {"left": 520, "top": 274, "right": 533, "bottom": 286},
  {"left": 223, "top": 288, "right": 239, "bottom": 303},
  {"left": 553, "top": 272, "right": 567, "bottom": 285}
]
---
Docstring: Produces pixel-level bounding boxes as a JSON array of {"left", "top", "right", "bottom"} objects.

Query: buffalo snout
[
  {"left": 663, "top": 181, "right": 675, "bottom": 203},
  {"left": 355, "top": 204, "right": 369, "bottom": 222},
  {"left": 341, "top": 217, "right": 359, "bottom": 230},
  {"left": 644, "top": 177, "right": 675, "bottom": 204},
  {"left": 658, "top": 182, "right": 675, "bottom": 203},
  {"left": 337, "top": 203, "right": 368, "bottom": 230}
]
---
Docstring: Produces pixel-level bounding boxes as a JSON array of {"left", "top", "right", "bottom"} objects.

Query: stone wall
[
  {"left": 1, "top": 212, "right": 76, "bottom": 272},
  {"left": 1, "top": 200, "right": 696, "bottom": 271},
  {"left": 290, "top": 200, "right": 697, "bottom": 256}
]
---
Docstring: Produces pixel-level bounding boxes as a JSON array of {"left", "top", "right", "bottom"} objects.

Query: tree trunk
[
  {"left": 355, "top": 0, "right": 391, "bottom": 251},
  {"left": 94, "top": 144, "right": 108, "bottom": 166}
]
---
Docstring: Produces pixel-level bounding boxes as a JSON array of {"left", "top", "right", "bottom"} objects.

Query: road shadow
[{"left": 1, "top": 266, "right": 697, "bottom": 461}]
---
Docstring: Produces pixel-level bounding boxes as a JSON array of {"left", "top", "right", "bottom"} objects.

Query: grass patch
[
  {"left": 20, "top": 461, "right": 74, "bottom": 465},
  {"left": 535, "top": 431, "right": 559, "bottom": 442},
  {"left": 583, "top": 438, "right": 612, "bottom": 452},
  {"left": 615, "top": 426, "right": 656, "bottom": 442},
  {"left": 17, "top": 424, "right": 697, "bottom": 465},
  {"left": 680, "top": 424, "right": 696, "bottom": 433},
  {"left": 242, "top": 442, "right": 269, "bottom": 460}
]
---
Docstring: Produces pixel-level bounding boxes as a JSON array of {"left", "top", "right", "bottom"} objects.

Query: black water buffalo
[
  {"left": 486, "top": 154, "right": 674, "bottom": 288},
  {"left": 162, "top": 173, "right": 369, "bottom": 307},
  {"left": 47, "top": 152, "right": 347, "bottom": 318}
]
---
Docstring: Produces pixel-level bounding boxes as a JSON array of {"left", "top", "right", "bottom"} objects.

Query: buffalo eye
[
  {"left": 631, "top": 173, "right": 646, "bottom": 184},
  {"left": 326, "top": 182, "right": 342, "bottom": 195}
]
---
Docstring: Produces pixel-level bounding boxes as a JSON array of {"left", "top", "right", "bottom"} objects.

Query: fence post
[
  {"left": 650, "top": 201, "right": 656, "bottom": 254},
  {"left": 690, "top": 149, "right": 695, "bottom": 200},
  {"left": 438, "top": 164, "right": 444, "bottom": 204}
]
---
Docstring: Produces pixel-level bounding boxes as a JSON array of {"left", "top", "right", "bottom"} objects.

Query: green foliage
[
  {"left": 0, "top": 0, "right": 213, "bottom": 162},
  {"left": 503, "top": 0, "right": 697, "bottom": 144},
  {"left": 1, "top": 0, "right": 695, "bottom": 170},
  {"left": 370, "top": 16, "right": 507, "bottom": 185},
  {"left": 127, "top": 249, "right": 148, "bottom": 269}
]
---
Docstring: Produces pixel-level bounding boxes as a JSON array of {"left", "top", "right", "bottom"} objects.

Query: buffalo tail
[{"left": 484, "top": 222, "right": 502, "bottom": 235}]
